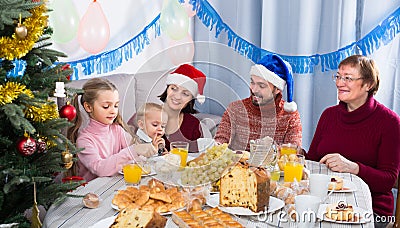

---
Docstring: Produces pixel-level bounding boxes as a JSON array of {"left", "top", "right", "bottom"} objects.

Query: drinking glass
[
  {"left": 280, "top": 143, "right": 299, "bottom": 156},
  {"left": 269, "top": 164, "right": 281, "bottom": 181},
  {"left": 284, "top": 154, "right": 305, "bottom": 182},
  {"left": 123, "top": 163, "right": 142, "bottom": 185},
  {"left": 170, "top": 141, "right": 189, "bottom": 168},
  {"left": 137, "top": 160, "right": 152, "bottom": 176},
  {"left": 249, "top": 137, "right": 277, "bottom": 168},
  {"left": 284, "top": 162, "right": 304, "bottom": 182}
]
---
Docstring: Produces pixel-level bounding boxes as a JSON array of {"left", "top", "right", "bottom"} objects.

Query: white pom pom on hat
[
  {"left": 250, "top": 54, "right": 297, "bottom": 112},
  {"left": 166, "top": 64, "right": 207, "bottom": 104}
]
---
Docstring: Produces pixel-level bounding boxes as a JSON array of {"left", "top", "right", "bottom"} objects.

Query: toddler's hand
[{"left": 152, "top": 135, "right": 165, "bottom": 150}]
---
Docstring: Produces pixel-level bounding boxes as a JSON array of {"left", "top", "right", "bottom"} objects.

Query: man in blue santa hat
[{"left": 214, "top": 54, "right": 302, "bottom": 151}]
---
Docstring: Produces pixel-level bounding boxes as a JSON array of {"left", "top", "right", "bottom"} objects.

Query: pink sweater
[
  {"left": 76, "top": 119, "right": 138, "bottom": 181},
  {"left": 306, "top": 95, "right": 400, "bottom": 216},
  {"left": 214, "top": 94, "right": 302, "bottom": 151}
]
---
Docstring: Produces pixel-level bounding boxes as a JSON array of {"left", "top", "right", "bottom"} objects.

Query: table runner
[{"left": 43, "top": 160, "right": 374, "bottom": 228}]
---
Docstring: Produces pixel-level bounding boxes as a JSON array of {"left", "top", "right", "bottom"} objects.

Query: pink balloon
[
  {"left": 183, "top": 0, "right": 196, "bottom": 18},
  {"left": 167, "top": 34, "right": 195, "bottom": 66},
  {"left": 78, "top": 1, "right": 110, "bottom": 54}
]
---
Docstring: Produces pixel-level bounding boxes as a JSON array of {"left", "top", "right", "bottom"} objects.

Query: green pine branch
[
  {"left": 0, "top": 0, "right": 41, "bottom": 30},
  {"left": 1, "top": 104, "right": 36, "bottom": 134},
  {"left": 0, "top": 0, "right": 83, "bottom": 224}
]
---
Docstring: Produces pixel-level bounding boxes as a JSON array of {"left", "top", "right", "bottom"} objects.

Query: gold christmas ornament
[
  {"left": 15, "top": 23, "right": 28, "bottom": 39},
  {"left": 31, "top": 182, "right": 42, "bottom": 228},
  {"left": 61, "top": 150, "right": 73, "bottom": 163},
  {"left": 64, "top": 161, "right": 73, "bottom": 169},
  {"left": 25, "top": 103, "right": 59, "bottom": 122},
  {"left": 0, "top": 4, "right": 47, "bottom": 60},
  {"left": 0, "top": 81, "right": 34, "bottom": 105}
]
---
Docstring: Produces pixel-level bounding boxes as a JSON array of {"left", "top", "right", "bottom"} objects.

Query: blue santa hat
[{"left": 250, "top": 54, "right": 297, "bottom": 112}]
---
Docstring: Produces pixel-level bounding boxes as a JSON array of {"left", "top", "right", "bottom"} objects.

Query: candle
[{"left": 54, "top": 82, "right": 66, "bottom": 97}]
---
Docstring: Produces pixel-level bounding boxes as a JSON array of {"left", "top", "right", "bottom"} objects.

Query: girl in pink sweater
[{"left": 67, "top": 78, "right": 158, "bottom": 181}]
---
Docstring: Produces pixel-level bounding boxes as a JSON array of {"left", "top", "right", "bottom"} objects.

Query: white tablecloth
[{"left": 43, "top": 160, "right": 374, "bottom": 228}]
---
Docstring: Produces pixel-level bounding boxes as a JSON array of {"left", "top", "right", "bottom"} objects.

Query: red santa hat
[{"left": 166, "top": 64, "right": 207, "bottom": 103}]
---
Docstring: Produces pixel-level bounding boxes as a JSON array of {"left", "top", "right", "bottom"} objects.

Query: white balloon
[
  {"left": 160, "top": 0, "right": 189, "bottom": 40},
  {"left": 48, "top": 0, "right": 79, "bottom": 44}
]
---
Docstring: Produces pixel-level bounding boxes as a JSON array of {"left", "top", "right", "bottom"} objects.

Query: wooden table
[{"left": 42, "top": 160, "right": 374, "bottom": 227}]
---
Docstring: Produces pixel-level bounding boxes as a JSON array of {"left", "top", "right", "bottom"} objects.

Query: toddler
[{"left": 134, "top": 103, "right": 168, "bottom": 155}]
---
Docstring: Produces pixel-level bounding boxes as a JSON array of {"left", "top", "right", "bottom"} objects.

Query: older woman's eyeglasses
[{"left": 332, "top": 74, "right": 364, "bottom": 83}]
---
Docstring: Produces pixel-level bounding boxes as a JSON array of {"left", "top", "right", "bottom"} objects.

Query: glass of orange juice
[
  {"left": 170, "top": 141, "right": 189, "bottom": 168},
  {"left": 283, "top": 161, "right": 304, "bottom": 182},
  {"left": 280, "top": 143, "right": 298, "bottom": 156},
  {"left": 123, "top": 163, "right": 142, "bottom": 185}
]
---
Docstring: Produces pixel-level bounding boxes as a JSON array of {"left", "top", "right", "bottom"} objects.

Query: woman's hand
[{"left": 319, "top": 153, "right": 359, "bottom": 174}]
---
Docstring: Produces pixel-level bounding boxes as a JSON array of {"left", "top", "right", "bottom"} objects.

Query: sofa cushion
[{"left": 134, "top": 71, "right": 167, "bottom": 111}]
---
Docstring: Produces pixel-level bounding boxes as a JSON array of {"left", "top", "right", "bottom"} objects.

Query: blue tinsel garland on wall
[{"left": 6, "top": 0, "right": 400, "bottom": 80}]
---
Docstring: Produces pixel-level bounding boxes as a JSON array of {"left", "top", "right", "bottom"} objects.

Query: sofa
[{"left": 66, "top": 71, "right": 222, "bottom": 138}]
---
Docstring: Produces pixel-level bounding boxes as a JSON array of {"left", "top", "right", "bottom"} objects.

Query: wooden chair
[{"left": 394, "top": 176, "right": 400, "bottom": 227}]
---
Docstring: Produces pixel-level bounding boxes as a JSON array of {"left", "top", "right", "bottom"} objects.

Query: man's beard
[{"left": 251, "top": 92, "right": 275, "bottom": 106}]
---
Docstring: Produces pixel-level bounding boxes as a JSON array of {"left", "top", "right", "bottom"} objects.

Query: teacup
[
  {"left": 309, "top": 173, "right": 335, "bottom": 202},
  {"left": 295, "top": 195, "right": 321, "bottom": 228}
]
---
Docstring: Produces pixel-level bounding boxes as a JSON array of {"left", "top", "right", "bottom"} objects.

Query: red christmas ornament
[
  {"left": 17, "top": 136, "right": 37, "bottom": 156},
  {"left": 59, "top": 103, "right": 77, "bottom": 121},
  {"left": 36, "top": 138, "right": 47, "bottom": 153}
]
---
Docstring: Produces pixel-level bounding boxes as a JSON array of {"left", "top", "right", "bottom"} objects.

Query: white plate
[
  {"left": 332, "top": 180, "right": 357, "bottom": 193},
  {"left": 317, "top": 204, "right": 369, "bottom": 224},
  {"left": 207, "top": 194, "right": 284, "bottom": 215},
  {"left": 111, "top": 202, "right": 120, "bottom": 211},
  {"left": 118, "top": 169, "right": 156, "bottom": 177},
  {"left": 150, "top": 155, "right": 196, "bottom": 161},
  {"left": 88, "top": 216, "right": 116, "bottom": 228}
]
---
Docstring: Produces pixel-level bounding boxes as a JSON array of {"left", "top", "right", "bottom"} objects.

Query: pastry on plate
[
  {"left": 328, "top": 176, "right": 344, "bottom": 190},
  {"left": 325, "top": 201, "right": 357, "bottom": 222}
]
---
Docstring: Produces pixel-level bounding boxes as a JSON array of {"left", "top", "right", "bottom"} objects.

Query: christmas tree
[{"left": 0, "top": 0, "right": 82, "bottom": 226}]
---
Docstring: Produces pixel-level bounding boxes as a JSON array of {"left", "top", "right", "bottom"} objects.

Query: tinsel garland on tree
[{"left": 0, "top": 0, "right": 82, "bottom": 226}]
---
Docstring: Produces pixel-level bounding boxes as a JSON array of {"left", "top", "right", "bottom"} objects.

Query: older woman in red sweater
[{"left": 306, "top": 55, "right": 400, "bottom": 226}]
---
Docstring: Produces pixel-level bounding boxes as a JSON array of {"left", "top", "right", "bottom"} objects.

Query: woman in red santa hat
[{"left": 158, "top": 64, "right": 207, "bottom": 152}]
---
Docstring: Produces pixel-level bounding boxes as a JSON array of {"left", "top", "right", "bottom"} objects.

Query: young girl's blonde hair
[{"left": 67, "top": 78, "right": 133, "bottom": 143}]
